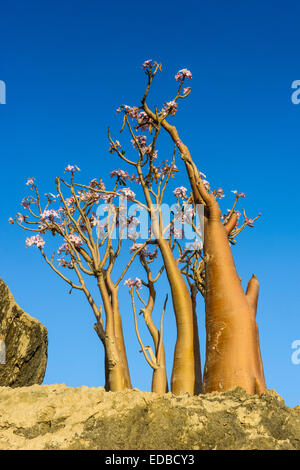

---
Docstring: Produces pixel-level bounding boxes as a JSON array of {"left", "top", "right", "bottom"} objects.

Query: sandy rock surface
[{"left": 0, "top": 385, "right": 299, "bottom": 450}]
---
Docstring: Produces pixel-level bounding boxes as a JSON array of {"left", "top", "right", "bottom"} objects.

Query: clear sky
[{"left": 1, "top": 0, "right": 300, "bottom": 406}]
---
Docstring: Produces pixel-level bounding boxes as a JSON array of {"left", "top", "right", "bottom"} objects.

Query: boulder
[{"left": 0, "top": 278, "right": 48, "bottom": 387}]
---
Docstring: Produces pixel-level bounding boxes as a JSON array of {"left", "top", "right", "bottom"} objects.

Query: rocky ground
[{"left": 0, "top": 385, "right": 299, "bottom": 450}]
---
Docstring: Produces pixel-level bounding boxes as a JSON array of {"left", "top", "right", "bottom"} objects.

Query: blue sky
[{"left": 1, "top": 0, "right": 300, "bottom": 406}]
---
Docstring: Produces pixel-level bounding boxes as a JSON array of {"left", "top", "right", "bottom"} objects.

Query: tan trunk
[
  {"left": 191, "top": 284, "right": 202, "bottom": 394},
  {"left": 182, "top": 154, "right": 266, "bottom": 394},
  {"left": 202, "top": 206, "right": 266, "bottom": 394},
  {"left": 141, "top": 283, "right": 168, "bottom": 394},
  {"left": 105, "top": 277, "right": 132, "bottom": 389},
  {"left": 157, "top": 237, "right": 196, "bottom": 395},
  {"left": 97, "top": 275, "right": 127, "bottom": 391},
  {"left": 138, "top": 165, "right": 198, "bottom": 395}
]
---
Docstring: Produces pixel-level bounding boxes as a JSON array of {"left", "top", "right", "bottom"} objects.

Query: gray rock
[{"left": 0, "top": 278, "right": 48, "bottom": 387}]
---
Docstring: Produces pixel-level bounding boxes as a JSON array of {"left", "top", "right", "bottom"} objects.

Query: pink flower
[
  {"left": 110, "top": 169, "right": 130, "bottom": 180},
  {"left": 64, "top": 165, "right": 80, "bottom": 173},
  {"left": 8, "top": 217, "right": 14, "bottom": 224},
  {"left": 130, "top": 242, "right": 145, "bottom": 253},
  {"left": 127, "top": 107, "right": 139, "bottom": 119},
  {"left": 58, "top": 258, "right": 73, "bottom": 269},
  {"left": 119, "top": 188, "right": 136, "bottom": 201},
  {"left": 41, "top": 209, "right": 60, "bottom": 221},
  {"left": 160, "top": 161, "right": 178, "bottom": 177},
  {"left": 65, "top": 196, "right": 76, "bottom": 207},
  {"left": 231, "top": 190, "right": 245, "bottom": 198},
  {"left": 163, "top": 101, "right": 178, "bottom": 116},
  {"left": 16, "top": 213, "right": 25, "bottom": 223},
  {"left": 131, "top": 135, "right": 147, "bottom": 149},
  {"left": 216, "top": 188, "right": 225, "bottom": 199},
  {"left": 124, "top": 277, "right": 142, "bottom": 290},
  {"left": 26, "top": 235, "right": 45, "bottom": 249},
  {"left": 138, "top": 111, "right": 153, "bottom": 131},
  {"left": 135, "top": 278, "right": 143, "bottom": 289},
  {"left": 173, "top": 186, "right": 188, "bottom": 198},
  {"left": 26, "top": 177, "right": 35, "bottom": 186},
  {"left": 89, "top": 178, "right": 105, "bottom": 190},
  {"left": 175, "top": 68, "right": 192, "bottom": 82},
  {"left": 68, "top": 233, "right": 83, "bottom": 247},
  {"left": 21, "top": 197, "right": 36, "bottom": 209},
  {"left": 142, "top": 60, "right": 157, "bottom": 70}
]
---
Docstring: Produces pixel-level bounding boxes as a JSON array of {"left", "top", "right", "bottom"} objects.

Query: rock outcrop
[
  {"left": 0, "top": 385, "right": 299, "bottom": 450},
  {"left": 0, "top": 278, "right": 48, "bottom": 387}
]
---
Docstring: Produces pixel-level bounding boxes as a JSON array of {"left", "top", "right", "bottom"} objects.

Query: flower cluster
[
  {"left": 40, "top": 209, "right": 60, "bottom": 221},
  {"left": 183, "top": 87, "right": 191, "bottom": 95},
  {"left": 124, "top": 277, "right": 143, "bottom": 289},
  {"left": 131, "top": 135, "right": 147, "bottom": 149},
  {"left": 231, "top": 190, "right": 245, "bottom": 198},
  {"left": 137, "top": 111, "right": 154, "bottom": 132},
  {"left": 215, "top": 188, "right": 225, "bottom": 199},
  {"left": 173, "top": 186, "right": 188, "bottom": 198},
  {"left": 163, "top": 101, "right": 178, "bottom": 116},
  {"left": 110, "top": 169, "right": 130, "bottom": 181},
  {"left": 26, "top": 177, "right": 35, "bottom": 186},
  {"left": 142, "top": 60, "right": 158, "bottom": 71},
  {"left": 26, "top": 235, "right": 45, "bottom": 249},
  {"left": 58, "top": 233, "right": 83, "bottom": 254},
  {"left": 175, "top": 68, "right": 192, "bottom": 82},
  {"left": 119, "top": 188, "right": 136, "bottom": 201},
  {"left": 21, "top": 196, "right": 36, "bottom": 208},
  {"left": 57, "top": 258, "right": 74, "bottom": 269},
  {"left": 65, "top": 165, "right": 80, "bottom": 173}
]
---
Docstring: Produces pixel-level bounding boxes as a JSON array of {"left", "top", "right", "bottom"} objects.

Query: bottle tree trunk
[
  {"left": 140, "top": 278, "right": 168, "bottom": 394},
  {"left": 97, "top": 274, "right": 128, "bottom": 391},
  {"left": 157, "top": 236, "right": 196, "bottom": 395},
  {"left": 158, "top": 120, "right": 266, "bottom": 395},
  {"left": 137, "top": 170, "right": 201, "bottom": 395},
  {"left": 184, "top": 155, "right": 266, "bottom": 394}
]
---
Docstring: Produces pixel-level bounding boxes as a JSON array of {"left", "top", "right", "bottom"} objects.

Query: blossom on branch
[
  {"left": 163, "top": 101, "right": 178, "bottom": 117},
  {"left": 142, "top": 60, "right": 158, "bottom": 71},
  {"left": 64, "top": 165, "right": 80, "bottom": 173},
  {"left": 110, "top": 169, "right": 130, "bottom": 181},
  {"left": 231, "top": 190, "right": 246, "bottom": 198},
  {"left": 26, "top": 178, "right": 35, "bottom": 186},
  {"left": 119, "top": 188, "right": 136, "bottom": 201},
  {"left": 26, "top": 235, "right": 45, "bottom": 249},
  {"left": 183, "top": 87, "right": 191, "bottom": 95},
  {"left": 124, "top": 277, "right": 143, "bottom": 289},
  {"left": 175, "top": 68, "right": 192, "bottom": 82},
  {"left": 173, "top": 186, "right": 188, "bottom": 198}
]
